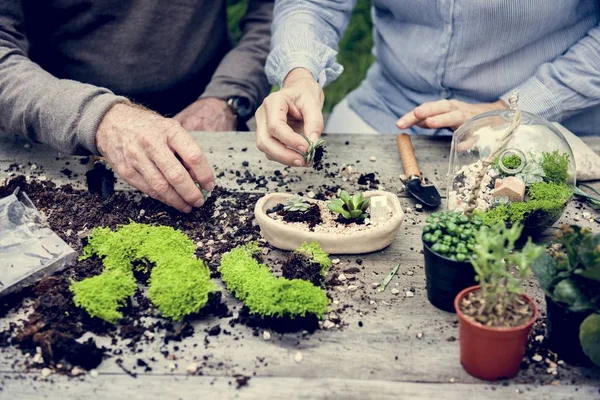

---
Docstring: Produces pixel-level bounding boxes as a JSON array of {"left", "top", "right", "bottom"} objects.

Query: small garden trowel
[{"left": 396, "top": 133, "right": 441, "bottom": 209}]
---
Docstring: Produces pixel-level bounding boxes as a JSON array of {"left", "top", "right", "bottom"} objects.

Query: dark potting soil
[
  {"left": 0, "top": 176, "right": 323, "bottom": 372},
  {"left": 279, "top": 203, "right": 323, "bottom": 229},
  {"left": 312, "top": 146, "right": 326, "bottom": 171},
  {"left": 459, "top": 289, "right": 534, "bottom": 328},
  {"left": 234, "top": 306, "right": 320, "bottom": 334},
  {"left": 357, "top": 173, "right": 380, "bottom": 189},
  {"left": 282, "top": 253, "right": 324, "bottom": 286}
]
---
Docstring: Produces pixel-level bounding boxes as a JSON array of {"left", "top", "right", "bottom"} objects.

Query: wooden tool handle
[{"left": 396, "top": 134, "right": 421, "bottom": 177}]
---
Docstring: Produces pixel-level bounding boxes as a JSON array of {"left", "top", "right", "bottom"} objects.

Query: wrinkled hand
[
  {"left": 255, "top": 68, "right": 324, "bottom": 167},
  {"left": 397, "top": 99, "right": 508, "bottom": 131},
  {"left": 96, "top": 103, "right": 216, "bottom": 213},
  {"left": 174, "top": 97, "right": 236, "bottom": 132}
]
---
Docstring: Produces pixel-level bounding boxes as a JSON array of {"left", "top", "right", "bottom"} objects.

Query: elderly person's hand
[
  {"left": 255, "top": 68, "right": 324, "bottom": 167},
  {"left": 397, "top": 99, "right": 508, "bottom": 131},
  {"left": 96, "top": 103, "right": 216, "bottom": 213},
  {"left": 174, "top": 97, "right": 236, "bottom": 132}
]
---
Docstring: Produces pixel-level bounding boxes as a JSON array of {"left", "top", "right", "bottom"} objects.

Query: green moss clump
[
  {"left": 73, "top": 223, "right": 214, "bottom": 323},
  {"left": 541, "top": 151, "right": 570, "bottom": 185},
  {"left": 219, "top": 244, "right": 328, "bottom": 319},
  {"left": 71, "top": 268, "right": 137, "bottom": 323},
  {"left": 475, "top": 182, "right": 573, "bottom": 226},
  {"left": 493, "top": 154, "right": 523, "bottom": 172},
  {"left": 295, "top": 241, "right": 332, "bottom": 276}
]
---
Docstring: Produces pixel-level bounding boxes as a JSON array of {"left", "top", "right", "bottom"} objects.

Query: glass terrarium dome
[{"left": 447, "top": 92, "right": 576, "bottom": 236}]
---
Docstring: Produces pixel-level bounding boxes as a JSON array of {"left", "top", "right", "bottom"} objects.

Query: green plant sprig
[
  {"left": 284, "top": 196, "right": 311, "bottom": 213},
  {"left": 470, "top": 222, "right": 544, "bottom": 319},
  {"left": 295, "top": 241, "right": 332, "bottom": 277},
  {"left": 327, "top": 190, "right": 370, "bottom": 222},
  {"left": 303, "top": 138, "right": 326, "bottom": 164}
]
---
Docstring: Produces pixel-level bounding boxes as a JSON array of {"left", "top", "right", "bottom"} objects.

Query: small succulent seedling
[
  {"left": 491, "top": 196, "right": 510, "bottom": 207},
  {"left": 284, "top": 196, "right": 311, "bottom": 213},
  {"left": 303, "top": 138, "right": 326, "bottom": 165},
  {"left": 327, "top": 190, "right": 370, "bottom": 222}
]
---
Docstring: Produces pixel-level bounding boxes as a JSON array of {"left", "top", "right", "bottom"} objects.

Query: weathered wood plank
[{"left": 1, "top": 374, "right": 598, "bottom": 400}]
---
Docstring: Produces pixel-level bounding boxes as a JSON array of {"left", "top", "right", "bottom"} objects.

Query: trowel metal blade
[{"left": 406, "top": 178, "right": 441, "bottom": 208}]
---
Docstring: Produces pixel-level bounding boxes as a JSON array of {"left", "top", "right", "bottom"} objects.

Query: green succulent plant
[
  {"left": 303, "top": 138, "right": 325, "bottom": 164},
  {"left": 327, "top": 190, "right": 370, "bottom": 222},
  {"left": 284, "top": 196, "right": 311, "bottom": 213}
]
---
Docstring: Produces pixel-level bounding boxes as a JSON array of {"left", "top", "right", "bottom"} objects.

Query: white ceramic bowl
[{"left": 254, "top": 191, "right": 404, "bottom": 254}]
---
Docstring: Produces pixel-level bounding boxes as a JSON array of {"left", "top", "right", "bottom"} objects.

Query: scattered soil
[
  {"left": 234, "top": 307, "right": 320, "bottom": 334},
  {"left": 282, "top": 253, "right": 324, "bottom": 286},
  {"left": 459, "top": 289, "right": 534, "bottom": 328},
  {"left": 312, "top": 146, "right": 326, "bottom": 171},
  {"left": 357, "top": 173, "right": 380, "bottom": 189},
  {"left": 279, "top": 203, "right": 322, "bottom": 229}
]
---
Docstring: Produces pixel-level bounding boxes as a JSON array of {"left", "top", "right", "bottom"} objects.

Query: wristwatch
[{"left": 226, "top": 96, "right": 252, "bottom": 123}]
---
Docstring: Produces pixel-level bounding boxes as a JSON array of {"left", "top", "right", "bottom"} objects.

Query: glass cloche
[{"left": 447, "top": 91, "right": 576, "bottom": 237}]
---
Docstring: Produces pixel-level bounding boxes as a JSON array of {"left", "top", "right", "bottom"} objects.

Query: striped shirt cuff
[{"left": 501, "top": 76, "right": 563, "bottom": 122}]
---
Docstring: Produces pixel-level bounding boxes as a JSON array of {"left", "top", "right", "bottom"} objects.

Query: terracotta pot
[
  {"left": 454, "top": 285, "right": 538, "bottom": 381},
  {"left": 254, "top": 191, "right": 404, "bottom": 254},
  {"left": 423, "top": 237, "right": 476, "bottom": 312},
  {"left": 545, "top": 296, "right": 594, "bottom": 366}
]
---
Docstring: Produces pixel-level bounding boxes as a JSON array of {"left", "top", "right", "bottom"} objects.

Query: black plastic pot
[
  {"left": 545, "top": 296, "right": 594, "bottom": 366},
  {"left": 423, "top": 237, "right": 477, "bottom": 312}
]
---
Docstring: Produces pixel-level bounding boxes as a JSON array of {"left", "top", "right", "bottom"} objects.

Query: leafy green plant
[
  {"left": 532, "top": 225, "right": 600, "bottom": 366},
  {"left": 72, "top": 223, "right": 215, "bottom": 323},
  {"left": 515, "top": 157, "right": 546, "bottom": 185},
  {"left": 468, "top": 222, "right": 544, "bottom": 324},
  {"left": 284, "top": 196, "right": 311, "bottom": 213},
  {"left": 295, "top": 241, "right": 332, "bottom": 276},
  {"left": 327, "top": 190, "right": 370, "bottom": 222},
  {"left": 303, "top": 138, "right": 326, "bottom": 165},
  {"left": 219, "top": 243, "right": 328, "bottom": 318},
  {"left": 572, "top": 184, "right": 600, "bottom": 210},
  {"left": 422, "top": 212, "right": 483, "bottom": 262},
  {"left": 541, "top": 151, "right": 570, "bottom": 185}
]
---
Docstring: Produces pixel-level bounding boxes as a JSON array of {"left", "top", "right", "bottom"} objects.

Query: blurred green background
[{"left": 227, "top": 0, "right": 375, "bottom": 112}]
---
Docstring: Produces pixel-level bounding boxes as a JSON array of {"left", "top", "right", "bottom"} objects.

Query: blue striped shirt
[{"left": 266, "top": 0, "right": 600, "bottom": 136}]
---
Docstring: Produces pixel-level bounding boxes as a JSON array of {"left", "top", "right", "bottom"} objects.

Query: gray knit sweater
[{"left": 0, "top": 0, "right": 273, "bottom": 155}]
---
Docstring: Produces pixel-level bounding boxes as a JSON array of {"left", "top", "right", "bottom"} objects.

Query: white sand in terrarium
[{"left": 271, "top": 200, "right": 393, "bottom": 234}]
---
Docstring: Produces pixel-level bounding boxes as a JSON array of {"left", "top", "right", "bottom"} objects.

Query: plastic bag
[{"left": 0, "top": 189, "right": 76, "bottom": 298}]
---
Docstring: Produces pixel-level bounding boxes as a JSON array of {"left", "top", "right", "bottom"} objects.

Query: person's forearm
[
  {"left": 501, "top": 24, "right": 600, "bottom": 122},
  {"left": 0, "top": 3, "right": 128, "bottom": 155},
  {"left": 265, "top": 0, "right": 357, "bottom": 88},
  {"left": 202, "top": 0, "right": 273, "bottom": 112}
]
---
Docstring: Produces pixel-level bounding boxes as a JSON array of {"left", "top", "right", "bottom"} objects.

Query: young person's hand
[
  {"left": 96, "top": 103, "right": 216, "bottom": 213},
  {"left": 255, "top": 68, "right": 324, "bottom": 166},
  {"left": 174, "top": 97, "right": 236, "bottom": 132},
  {"left": 397, "top": 99, "right": 508, "bottom": 131}
]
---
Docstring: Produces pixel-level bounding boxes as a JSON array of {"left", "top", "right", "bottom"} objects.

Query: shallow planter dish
[
  {"left": 254, "top": 191, "right": 404, "bottom": 254},
  {"left": 423, "top": 238, "right": 476, "bottom": 313},
  {"left": 455, "top": 285, "right": 538, "bottom": 381},
  {"left": 545, "top": 296, "right": 594, "bottom": 366}
]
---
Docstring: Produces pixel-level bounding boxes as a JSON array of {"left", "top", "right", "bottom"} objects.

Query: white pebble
[
  {"left": 371, "top": 282, "right": 379, "bottom": 288},
  {"left": 583, "top": 212, "right": 592, "bottom": 220},
  {"left": 406, "top": 271, "right": 414, "bottom": 276},
  {"left": 263, "top": 331, "right": 271, "bottom": 341},
  {"left": 532, "top": 354, "right": 543, "bottom": 362},
  {"left": 535, "top": 335, "right": 544, "bottom": 342},
  {"left": 307, "top": 191, "right": 316, "bottom": 199},
  {"left": 405, "top": 291, "right": 414, "bottom": 298},
  {"left": 24, "top": 143, "right": 32, "bottom": 149},
  {"left": 30, "top": 164, "right": 37, "bottom": 170},
  {"left": 41, "top": 368, "right": 52, "bottom": 378},
  {"left": 405, "top": 207, "right": 412, "bottom": 214},
  {"left": 32, "top": 353, "right": 43, "bottom": 364},
  {"left": 323, "top": 320, "right": 336, "bottom": 329},
  {"left": 332, "top": 258, "right": 341, "bottom": 265},
  {"left": 347, "top": 285, "right": 358, "bottom": 292},
  {"left": 71, "top": 367, "right": 86, "bottom": 376},
  {"left": 416, "top": 332, "right": 424, "bottom": 340},
  {"left": 390, "top": 288, "right": 400, "bottom": 295},
  {"left": 186, "top": 363, "right": 199, "bottom": 374},
  {"left": 337, "top": 273, "right": 347, "bottom": 281},
  {"left": 369, "top": 156, "right": 377, "bottom": 162},
  {"left": 294, "top": 352, "right": 303, "bottom": 363},
  {"left": 90, "top": 369, "right": 99, "bottom": 378}
]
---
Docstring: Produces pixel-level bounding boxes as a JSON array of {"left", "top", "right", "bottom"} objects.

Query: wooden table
[{"left": 1, "top": 132, "right": 599, "bottom": 400}]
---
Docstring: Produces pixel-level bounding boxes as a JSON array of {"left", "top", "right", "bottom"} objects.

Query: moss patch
[
  {"left": 475, "top": 182, "right": 572, "bottom": 226},
  {"left": 219, "top": 244, "right": 328, "bottom": 319},
  {"left": 295, "top": 241, "right": 332, "bottom": 275},
  {"left": 541, "top": 151, "right": 570, "bottom": 185},
  {"left": 72, "top": 223, "right": 214, "bottom": 323}
]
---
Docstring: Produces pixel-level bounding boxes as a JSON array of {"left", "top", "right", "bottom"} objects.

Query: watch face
[{"left": 232, "top": 97, "right": 252, "bottom": 119}]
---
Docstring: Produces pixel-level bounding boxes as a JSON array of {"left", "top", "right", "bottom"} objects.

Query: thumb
[{"left": 300, "top": 102, "right": 324, "bottom": 143}]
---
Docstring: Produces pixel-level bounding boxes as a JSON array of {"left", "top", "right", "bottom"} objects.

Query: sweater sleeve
[
  {"left": 500, "top": 21, "right": 600, "bottom": 122},
  {"left": 265, "top": 0, "right": 357, "bottom": 88},
  {"left": 201, "top": 0, "right": 274, "bottom": 113},
  {"left": 0, "top": 1, "right": 129, "bottom": 155}
]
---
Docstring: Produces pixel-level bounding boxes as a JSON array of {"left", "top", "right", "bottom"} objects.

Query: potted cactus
[
  {"left": 254, "top": 189, "right": 404, "bottom": 254},
  {"left": 454, "top": 222, "right": 544, "bottom": 381},
  {"left": 421, "top": 212, "right": 481, "bottom": 312},
  {"left": 532, "top": 225, "right": 600, "bottom": 366}
]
